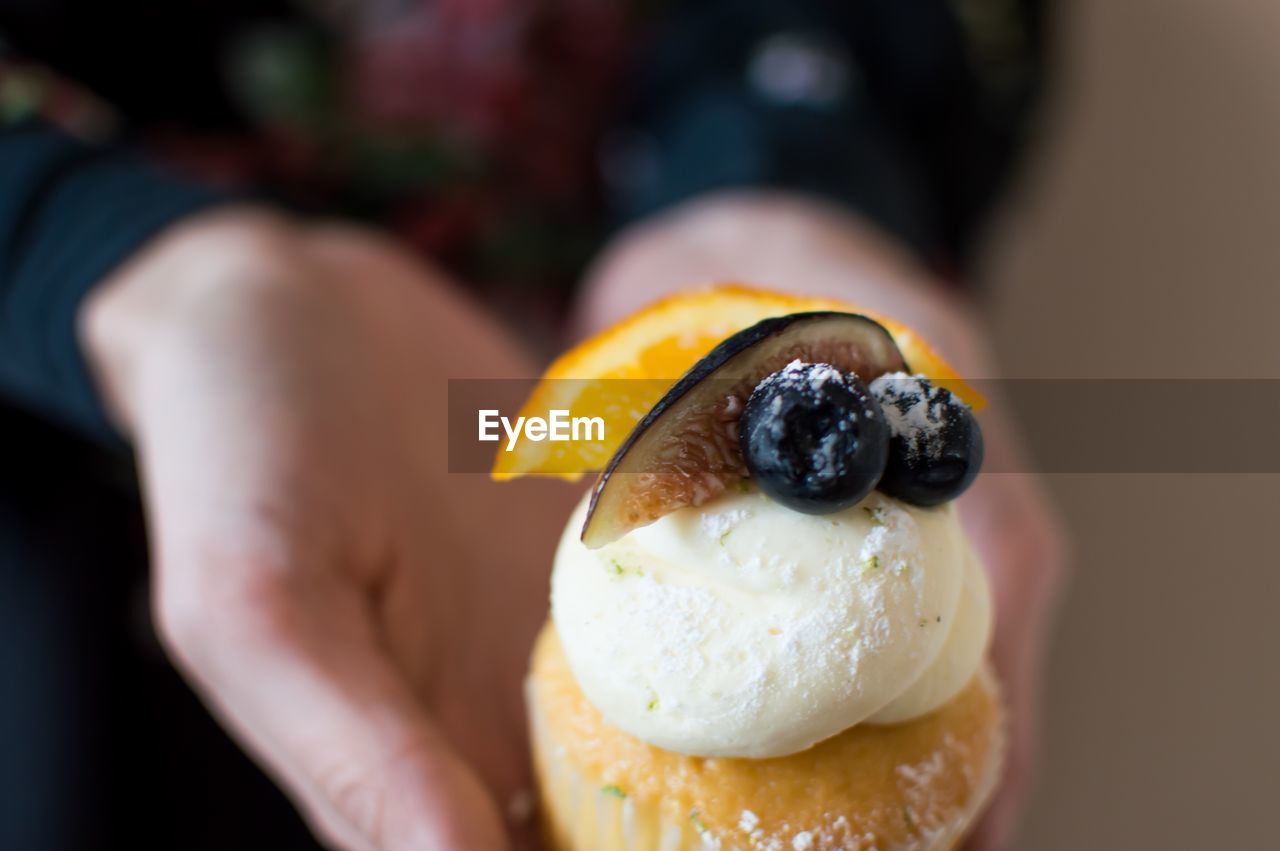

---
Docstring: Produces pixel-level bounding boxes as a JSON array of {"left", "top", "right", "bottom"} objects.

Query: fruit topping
[
  {"left": 741, "top": 362, "right": 889, "bottom": 514},
  {"left": 869, "top": 373, "right": 984, "bottom": 506},
  {"left": 581, "top": 312, "right": 907, "bottom": 547},
  {"left": 491, "top": 285, "right": 982, "bottom": 482}
]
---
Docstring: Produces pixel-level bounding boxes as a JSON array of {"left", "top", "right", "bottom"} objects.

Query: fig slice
[{"left": 581, "top": 312, "right": 909, "bottom": 548}]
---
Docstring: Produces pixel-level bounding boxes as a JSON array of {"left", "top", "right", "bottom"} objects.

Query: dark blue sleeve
[
  {"left": 0, "top": 120, "right": 234, "bottom": 444},
  {"left": 607, "top": 0, "right": 1048, "bottom": 272}
]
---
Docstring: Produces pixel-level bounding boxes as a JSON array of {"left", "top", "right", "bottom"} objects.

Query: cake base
[{"left": 527, "top": 623, "right": 1004, "bottom": 851}]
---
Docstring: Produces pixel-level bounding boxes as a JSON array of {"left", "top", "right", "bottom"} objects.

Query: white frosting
[
  {"left": 866, "top": 541, "right": 990, "bottom": 723},
  {"left": 551, "top": 489, "right": 991, "bottom": 758}
]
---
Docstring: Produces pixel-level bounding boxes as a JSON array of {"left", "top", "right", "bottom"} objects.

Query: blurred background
[
  {"left": 986, "top": 0, "right": 1280, "bottom": 847},
  {"left": 3, "top": 0, "right": 1279, "bottom": 848}
]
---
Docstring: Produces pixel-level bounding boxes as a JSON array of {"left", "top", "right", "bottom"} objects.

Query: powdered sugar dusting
[
  {"left": 552, "top": 487, "right": 968, "bottom": 760},
  {"left": 758, "top": 359, "right": 857, "bottom": 401},
  {"left": 621, "top": 576, "right": 721, "bottom": 682},
  {"left": 896, "top": 749, "right": 947, "bottom": 789},
  {"left": 701, "top": 508, "right": 750, "bottom": 543},
  {"left": 869, "top": 372, "right": 966, "bottom": 462},
  {"left": 858, "top": 496, "right": 921, "bottom": 579}
]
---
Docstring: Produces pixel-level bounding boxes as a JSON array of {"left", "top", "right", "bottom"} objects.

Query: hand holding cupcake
[{"left": 501, "top": 288, "right": 1005, "bottom": 850}]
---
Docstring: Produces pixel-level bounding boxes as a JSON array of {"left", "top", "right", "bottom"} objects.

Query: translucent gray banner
[{"left": 447, "top": 378, "right": 1280, "bottom": 474}]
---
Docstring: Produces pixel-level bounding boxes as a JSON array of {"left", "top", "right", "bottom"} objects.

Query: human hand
[
  {"left": 83, "top": 210, "right": 575, "bottom": 850},
  {"left": 575, "top": 191, "right": 1068, "bottom": 850}
]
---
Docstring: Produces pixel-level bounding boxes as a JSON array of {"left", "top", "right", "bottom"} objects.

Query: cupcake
[{"left": 499, "top": 288, "right": 1002, "bottom": 850}]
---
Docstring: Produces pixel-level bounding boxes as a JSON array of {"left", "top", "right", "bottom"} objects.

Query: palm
[{"left": 126, "top": 223, "right": 573, "bottom": 850}]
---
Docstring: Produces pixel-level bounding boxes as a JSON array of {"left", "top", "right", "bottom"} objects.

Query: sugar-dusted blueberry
[
  {"left": 740, "top": 361, "right": 890, "bottom": 514},
  {"left": 868, "top": 373, "right": 983, "bottom": 507},
  {"left": 581, "top": 311, "right": 907, "bottom": 547}
]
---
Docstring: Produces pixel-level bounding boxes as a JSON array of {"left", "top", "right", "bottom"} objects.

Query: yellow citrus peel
[{"left": 492, "top": 284, "right": 981, "bottom": 481}]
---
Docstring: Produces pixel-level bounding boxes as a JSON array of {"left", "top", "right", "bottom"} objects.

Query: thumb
[{"left": 156, "top": 569, "right": 510, "bottom": 851}]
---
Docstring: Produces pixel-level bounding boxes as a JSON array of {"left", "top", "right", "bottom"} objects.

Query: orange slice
[{"left": 491, "top": 284, "right": 980, "bottom": 481}]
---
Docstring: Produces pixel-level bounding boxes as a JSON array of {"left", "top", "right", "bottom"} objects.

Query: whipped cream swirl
[{"left": 551, "top": 489, "right": 991, "bottom": 758}]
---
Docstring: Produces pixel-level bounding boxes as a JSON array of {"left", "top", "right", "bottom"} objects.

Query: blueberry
[
  {"left": 868, "top": 374, "right": 984, "bottom": 507},
  {"left": 740, "top": 361, "right": 889, "bottom": 514}
]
